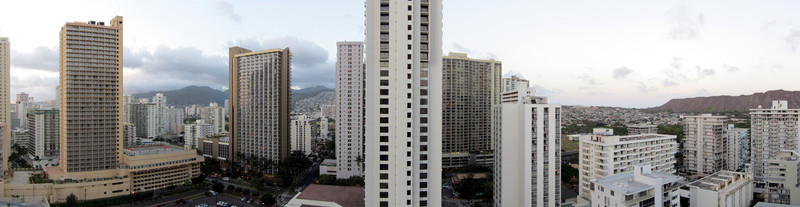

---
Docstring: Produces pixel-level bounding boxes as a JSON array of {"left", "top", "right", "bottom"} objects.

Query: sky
[{"left": 1, "top": 0, "right": 799, "bottom": 108}]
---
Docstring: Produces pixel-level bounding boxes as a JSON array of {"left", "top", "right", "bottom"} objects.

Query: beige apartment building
[
  {"left": 688, "top": 171, "right": 754, "bottom": 207},
  {"left": 58, "top": 17, "right": 124, "bottom": 173},
  {"left": 229, "top": 47, "right": 291, "bottom": 168},
  {"left": 0, "top": 37, "right": 10, "bottom": 134},
  {"left": 684, "top": 114, "right": 730, "bottom": 175},
  {"left": 764, "top": 150, "right": 800, "bottom": 205},
  {"left": 578, "top": 131, "right": 678, "bottom": 199},
  {"left": 441, "top": 52, "right": 501, "bottom": 168}
]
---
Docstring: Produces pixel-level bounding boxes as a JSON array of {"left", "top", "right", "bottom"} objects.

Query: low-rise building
[
  {"left": 120, "top": 144, "right": 203, "bottom": 192},
  {"left": 320, "top": 159, "right": 337, "bottom": 176},
  {"left": 765, "top": 150, "right": 800, "bottom": 205},
  {"left": 627, "top": 124, "right": 658, "bottom": 135},
  {"left": 687, "top": 171, "right": 753, "bottom": 207},
  {"left": 590, "top": 165, "right": 683, "bottom": 207},
  {"left": 198, "top": 136, "right": 232, "bottom": 161}
]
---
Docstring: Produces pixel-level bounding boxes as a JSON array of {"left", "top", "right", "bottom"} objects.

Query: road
[{"left": 129, "top": 190, "right": 257, "bottom": 207}]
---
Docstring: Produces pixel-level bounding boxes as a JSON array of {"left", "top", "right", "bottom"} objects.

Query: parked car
[{"left": 222, "top": 177, "right": 230, "bottom": 181}]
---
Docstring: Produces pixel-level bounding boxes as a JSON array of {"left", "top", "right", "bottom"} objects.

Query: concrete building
[
  {"left": 493, "top": 83, "right": 561, "bottom": 207},
  {"left": 163, "top": 107, "right": 185, "bottom": 135},
  {"left": 687, "top": 170, "right": 754, "bottom": 207},
  {"left": 750, "top": 100, "right": 800, "bottom": 186},
  {"left": 120, "top": 144, "right": 202, "bottom": 193},
  {"left": 184, "top": 120, "right": 213, "bottom": 148},
  {"left": 728, "top": 124, "right": 750, "bottom": 171},
  {"left": 152, "top": 93, "right": 166, "bottom": 108},
  {"left": 579, "top": 131, "right": 678, "bottom": 199},
  {"left": 684, "top": 114, "right": 730, "bottom": 174},
  {"left": 10, "top": 129, "right": 28, "bottom": 149},
  {"left": 628, "top": 124, "right": 658, "bottom": 135},
  {"left": 321, "top": 159, "right": 337, "bottom": 176},
  {"left": 335, "top": 41, "right": 365, "bottom": 179},
  {"left": 320, "top": 117, "right": 329, "bottom": 139},
  {"left": 198, "top": 136, "right": 232, "bottom": 161},
  {"left": 26, "top": 109, "right": 59, "bottom": 158},
  {"left": 229, "top": 47, "right": 291, "bottom": 168},
  {"left": 291, "top": 115, "right": 313, "bottom": 155},
  {"left": 590, "top": 165, "right": 683, "bottom": 207},
  {"left": 0, "top": 38, "right": 9, "bottom": 132},
  {"left": 58, "top": 16, "right": 124, "bottom": 173},
  {"left": 764, "top": 150, "right": 800, "bottom": 205},
  {"left": 130, "top": 103, "right": 158, "bottom": 138},
  {"left": 224, "top": 99, "right": 229, "bottom": 116},
  {"left": 501, "top": 75, "right": 529, "bottom": 92},
  {"left": 441, "top": 52, "right": 501, "bottom": 168},
  {"left": 123, "top": 123, "right": 136, "bottom": 147},
  {"left": 364, "top": 0, "right": 443, "bottom": 206},
  {"left": 199, "top": 102, "right": 225, "bottom": 134},
  {"left": 15, "top": 93, "right": 34, "bottom": 130}
]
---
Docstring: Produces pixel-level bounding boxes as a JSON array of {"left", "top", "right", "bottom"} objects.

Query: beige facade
[
  {"left": 120, "top": 145, "right": 202, "bottom": 193},
  {"left": 229, "top": 47, "right": 291, "bottom": 167},
  {"left": 688, "top": 171, "right": 754, "bottom": 207},
  {"left": 198, "top": 137, "right": 232, "bottom": 161},
  {"left": 765, "top": 150, "right": 800, "bottom": 205},
  {"left": 0, "top": 38, "right": 9, "bottom": 135},
  {"left": 441, "top": 52, "right": 501, "bottom": 168},
  {"left": 58, "top": 17, "right": 124, "bottom": 173},
  {"left": 291, "top": 115, "right": 313, "bottom": 155},
  {"left": 683, "top": 114, "right": 729, "bottom": 174}
]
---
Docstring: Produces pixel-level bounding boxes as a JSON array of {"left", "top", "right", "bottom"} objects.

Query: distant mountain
[
  {"left": 132, "top": 86, "right": 228, "bottom": 107},
  {"left": 132, "top": 85, "right": 333, "bottom": 107},
  {"left": 650, "top": 90, "right": 800, "bottom": 112}
]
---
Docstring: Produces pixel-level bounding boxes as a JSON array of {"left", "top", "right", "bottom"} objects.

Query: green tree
[
  {"left": 560, "top": 164, "right": 579, "bottom": 185},
  {"left": 261, "top": 194, "right": 277, "bottom": 206},
  {"left": 243, "top": 189, "right": 251, "bottom": 195},
  {"left": 212, "top": 182, "right": 224, "bottom": 193},
  {"left": 192, "top": 174, "right": 206, "bottom": 185},
  {"left": 66, "top": 193, "right": 78, "bottom": 206},
  {"left": 226, "top": 184, "right": 235, "bottom": 192}
]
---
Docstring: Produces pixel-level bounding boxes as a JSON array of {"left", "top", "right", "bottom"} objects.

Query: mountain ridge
[{"left": 650, "top": 89, "right": 800, "bottom": 112}]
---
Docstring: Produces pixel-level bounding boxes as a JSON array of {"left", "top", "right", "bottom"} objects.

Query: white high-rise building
[
  {"left": 501, "top": 75, "right": 529, "bottom": 92},
  {"left": 320, "top": 116, "right": 329, "bottom": 139},
  {"left": 684, "top": 114, "right": 730, "bottom": 174},
  {"left": 130, "top": 103, "right": 158, "bottom": 138},
  {"left": 336, "top": 41, "right": 365, "bottom": 179},
  {"left": 152, "top": 93, "right": 167, "bottom": 108},
  {"left": 184, "top": 120, "right": 213, "bottom": 149},
  {"left": 291, "top": 115, "right": 313, "bottom": 155},
  {"left": 200, "top": 102, "right": 225, "bottom": 135},
  {"left": 365, "top": 0, "right": 443, "bottom": 206},
  {"left": 493, "top": 83, "right": 561, "bottom": 207},
  {"left": 579, "top": 131, "right": 678, "bottom": 199},
  {"left": 591, "top": 165, "right": 683, "bottom": 207},
  {"left": 750, "top": 100, "right": 800, "bottom": 186},
  {"left": 0, "top": 38, "right": 8, "bottom": 130},
  {"left": 727, "top": 124, "right": 750, "bottom": 171}
]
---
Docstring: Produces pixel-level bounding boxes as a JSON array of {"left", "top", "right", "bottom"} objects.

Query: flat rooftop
[
  {"left": 295, "top": 184, "right": 364, "bottom": 207},
  {"left": 594, "top": 171, "right": 682, "bottom": 195},
  {"left": 124, "top": 144, "right": 184, "bottom": 156},
  {"left": 688, "top": 171, "right": 751, "bottom": 191}
]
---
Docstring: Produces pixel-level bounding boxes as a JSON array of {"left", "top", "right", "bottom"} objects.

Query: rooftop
[
  {"left": 321, "top": 159, "right": 336, "bottom": 167},
  {"left": 124, "top": 144, "right": 184, "bottom": 156},
  {"left": 687, "top": 170, "right": 752, "bottom": 191},
  {"left": 294, "top": 184, "right": 365, "bottom": 207},
  {"left": 593, "top": 165, "right": 682, "bottom": 195}
]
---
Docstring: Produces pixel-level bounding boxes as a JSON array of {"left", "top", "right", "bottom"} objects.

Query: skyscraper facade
[
  {"left": 683, "top": 114, "right": 729, "bottom": 174},
  {"left": 27, "top": 109, "right": 59, "bottom": 158},
  {"left": 365, "top": 0, "right": 443, "bottom": 206},
  {"left": 229, "top": 47, "right": 291, "bottom": 168},
  {"left": 750, "top": 100, "right": 800, "bottom": 186},
  {"left": 0, "top": 37, "right": 9, "bottom": 129},
  {"left": 335, "top": 41, "right": 365, "bottom": 179},
  {"left": 58, "top": 17, "right": 124, "bottom": 173},
  {"left": 441, "top": 52, "right": 501, "bottom": 168},
  {"left": 493, "top": 83, "right": 561, "bottom": 207}
]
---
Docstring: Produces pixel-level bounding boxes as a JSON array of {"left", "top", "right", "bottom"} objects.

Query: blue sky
[{"left": 1, "top": 0, "right": 799, "bottom": 108}]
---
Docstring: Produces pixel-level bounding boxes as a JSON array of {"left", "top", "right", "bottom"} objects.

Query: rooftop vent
[
  {"left": 98, "top": 21, "right": 105, "bottom": 26},
  {"left": 88, "top": 20, "right": 96, "bottom": 25}
]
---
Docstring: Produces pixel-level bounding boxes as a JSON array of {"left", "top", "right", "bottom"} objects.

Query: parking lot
[{"left": 139, "top": 191, "right": 259, "bottom": 207}]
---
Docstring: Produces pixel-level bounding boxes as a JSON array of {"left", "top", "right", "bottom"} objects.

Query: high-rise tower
[
  {"left": 58, "top": 17, "right": 124, "bottom": 173},
  {"left": 335, "top": 41, "right": 365, "bottom": 179},
  {"left": 365, "top": 0, "right": 443, "bottom": 206}
]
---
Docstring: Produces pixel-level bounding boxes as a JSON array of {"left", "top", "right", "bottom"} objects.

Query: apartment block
[
  {"left": 579, "top": 131, "right": 678, "bottom": 199},
  {"left": 130, "top": 103, "right": 158, "bottom": 138},
  {"left": 628, "top": 124, "right": 658, "bottom": 135},
  {"left": 58, "top": 17, "right": 124, "bottom": 173},
  {"left": 750, "top": 100, "right": 800, "bottom": 185},
  {"left": 442, "top": 52, "right": 501, "bottom": 168},
  {"left": 335, "top": 41, "right": 365, "bottom": 179},
  {"left": 688, "top": 171, "right": 754, "bottom": 207},
  {"left": 26, "top": 109, "right": 59, "bottom": 158},
  {"left": 291, "top": 115, "right": 313, "bottom": 155},
  {"left": 501, "top": 75, "right": 529, "bottom": 92},
  {"left": 364, "top": 0, "right": 443, "bottom": 206},
  {"left": 684, "top": 114, "right": 729, "bottom": 174},
  {"left": 184, "top": 120, "right": 213, "bottom": 148},
  {"left": 229, "top": 47, "right": 291, "bottom": 167},
  {"left": 0, "top": 38, "right": 9, "bottom": 131},
  {"left": 493, "top": 83, "right": 561, "bottom": 207},
  {"left": 590, "top": 165, "right": 683, "bottom": 207},
  {"left": 199, "top": 102, "right": 225, "bottom": 134},
  {"left": 764, "top": 150, "right": 800, "bottom": 205},
  {"left": 727, "top": 124, "right": 750, "bottom": 171},
  {"left": 123, "top": 123, "right": 136, "bottom": 147}
]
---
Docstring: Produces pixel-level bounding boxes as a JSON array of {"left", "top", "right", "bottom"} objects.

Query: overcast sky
[{"left": 1, "top": 0, "right": 799, "bottom": 108}]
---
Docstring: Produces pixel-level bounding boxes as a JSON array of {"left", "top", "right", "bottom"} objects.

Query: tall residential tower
[
  {"left": 335, "top": 41, "right": 365, "bottom": 179},
  {"left": 59, "top": 17, "right": 124, "bottom": 173},
  {"left": 0, "top": 37, "right": 9, "bottom": 128},
  {"left": 365, "top": 0, "right": 443, "bottom": 206},
  {"left": 229, "top": 47, "right": 291, "bottom": 169},
  {"left": 750, "top": 100, "right": 800, "bottom": 185},
  {"left": 683, "top": 114, "right": 730, "bottom": 174}
]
